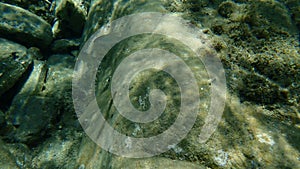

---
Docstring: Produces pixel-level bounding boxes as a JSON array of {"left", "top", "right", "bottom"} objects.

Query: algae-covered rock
[
  {"left": 0, "top": 2, "right": 53, "bottom": 49},
  {"left": 7, "top": 54, "right": 75, "bottom": 144},
  {"left": 6, "top": 143, "right": 32, "bottom": 168},
  {"left": 81, "top": 0, "right": 114, "bottom": 42},
  {"left": 76, "top": 7, "right": 215, "bottom": 168},
  {"left": 0, "top": 38, "right": 32, "bottom": 98},
  {"left": 0, "top": 0, "right": 55, "bottom": 23},
  {"left": 111, "top": 156, "right": 205, "bottom": 169},
  {"left": 218, "top": 1, "right": 237, "bottom": 18},
  {"left": 51, "top": 38, "right": 81, "bottom": 54},
  {"left": 75, "top": 1, "right": 300, "bottom": 168},
  {"left": 75, "top": 136, "right": 205, "bottom": 169},
  {"left": 31, "top": 129, "right": 82, "bottom": 169},
  {"left": 0, "top": 140, "right": 19, "bottom": 169},
  {"left": 82, "top": 0, "right": 167, "bottom": 42},
  {"left": 244, "top": 0, "right": 298, "bottom": 37},
  {"left": 0, "top": 0, "right": 299, "bottom": 169},
  {"left": 6, "top": 61, "right": 51, "bottom": 144},
  {"left": 53, "top": 0, "right": 87, "bottom": 39},
  {"left": 27, "top": 47, "right": 44, "bottom": 60}
]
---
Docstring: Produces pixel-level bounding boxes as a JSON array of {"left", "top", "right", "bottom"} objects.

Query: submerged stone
[
  {"left": 0, "top": 0, "right": 55, "bottom": 23},
  {"left": 218, "top": 1, "right": 237, "bottom": 18},
  {"left": 51, "top": 38, "right": 81, "bottom": 54},
  {"left": 0, "top": 0, "right": 299, "bottom": 168},
  {"left": 0, "top": 140, "right": 18, "bottom": 168},
  {"left": 7, "top": 54, "right": 75, "bottom": 144},
  {"left": 31, "top": 128, "right": 82, "bottom": 169},
  {"left": 0, "top": 2, "right": 53, "bottom": 49},
  {"left": 6, "top": 143, "right": 32, "bottom": 168},
  {"left": 53, "top": 0, "right": 87, "bottom": 38},
  {"left": 6, "top": 61, "right": 50, "bottom": 143},
  {"left": 0, "top": 38, "right": 32, "bottom": 98},
  {"left": 82, "top": 0, "right": 167, "bottom": 42}
]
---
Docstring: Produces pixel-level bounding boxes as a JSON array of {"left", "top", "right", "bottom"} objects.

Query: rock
[
  {"left": 76, "top": 2, "right": 300, "bottom": 168},
  {"left": 0, "top": 140, "right": 19, "bottom": 168},
  {"left": 7, "top": 54, "right": 75, "bottom": 144},
  {"left": 53, "top": 0, "right": 87, "bottom": 38},
  {"left": 76, "top": 136, "right": 205, "bottom": 169},
  {"left": 6, "top": 61, "right": 50, "bottom": 144},
  {"left": 6, "top": 143, "right": 32, "bottom": 168},
  {"left": 111, "top": 157, "right": 205, "bottom": 169},
  {"left": 0, "top": 0, "right": 55, "bottom": 23},
  {"left": 0, "top": 2, "right": 53, "bottom": 49},
  {"left": 0, "top": 0, "right": 299, "bottom": 169},
  {"left": 27, "top": 47, "right": 44, "bottom": 60},
  {"left": 218, "top": 1, "right": 237, "bottom": 18},
  {"left": 51, "top": 38, "right": 80, "bottom": 54},
  {"left": 31, "top": 129, "right": 82, "bottom": 169},
  {"left": 78, "top": 1, "right": 211, "bottom": 168},
  {"left": 239, "top": 72, "right": 289, "bottom": 104},
  {"left": 81, "top": 0, "right": 113, "bottom": 42},
  {"left": 82, "top": 0, "right": 167, "bottom": 42},
  {"left": 0, "top": 38, "right": 32, "bottom": 99},
  {"left": 47, "top": 53, "right": 75, "bottom": 70},
  {"left": 245, "top": 1, "right": 297, "bottom": 34}
]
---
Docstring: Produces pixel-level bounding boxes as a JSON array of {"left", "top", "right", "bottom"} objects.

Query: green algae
[{"left": 0, "top": 0, "right": 299, "bottom": 168}]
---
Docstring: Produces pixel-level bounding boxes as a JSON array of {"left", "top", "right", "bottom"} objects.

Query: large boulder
[
  {"left": 82, "top": 0, "right": 167, "bottom": 42},
  {"left": 0, "top": 2, "right": 53, "bottom": 49},
  {"left": 6, "top": 54, "right": 75, "bottom": 145},
  {"left": 75, "top": 1, "right": 300, "bottom": 168},
  {"left": 6, "top": 61, "right": 51, "bottom": 144}
]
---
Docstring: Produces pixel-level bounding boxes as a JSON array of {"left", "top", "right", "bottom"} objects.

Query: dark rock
[
  {"left": 6, "top": 54, "right": 75, "bottom": 144},
  {"left": 239, "top": 72, "right": 288, "bottom": 104},
  {"left": 6, "top": 61, "right": 50, "bottom": 144},
  {"left": 51, "top": 38, "right": 80, "bottom": 54},
  {"left": 53, "top": 0, "right": 87, "bottom": 38},
  {"left": 0, "top": 38, "right": 32, "bottom": 98},
  {"left": 0, "top": 2, "right": 53, "bottom": 49},
  {"left": 27, "top": 47, "right": 44, "bottom": 60}
]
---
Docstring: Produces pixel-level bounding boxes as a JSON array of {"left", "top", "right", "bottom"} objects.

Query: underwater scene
[{"left": 0, "top": 0, "right": 299, "bottom": 168}]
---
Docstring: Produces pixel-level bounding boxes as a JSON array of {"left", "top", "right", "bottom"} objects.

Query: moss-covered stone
[
  {"left": 244, "top": 0, "right": 298, "bottom": 39},
  {"left": 0, "top": 38, "right": 32, "bottom": 102},
  {"left": 0, "top": 0, "right": 54, "bottom": 23},
  {"left": 54, "top": 0, "right": 87, "bottom": 39},
  {"left": 0, "top": 2, "right": 53, "bottom": 49},
  {"left": 218, "top": 1, "right": 237, "bottom": 18},
  {"left": 0, "top": 0, "right": 299, "bottom": 168},
  {"left": 51, "top": 38, "right": 80, "bottom": 54},
  {"left": 31, "top": 128, "right": 82, "bottom": 169},
  {"left": 6, "top": 54, "right": 75, "bottom": 145},
  {"left": 0, "top": 140, "right": 18, "bottom": 168}
]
